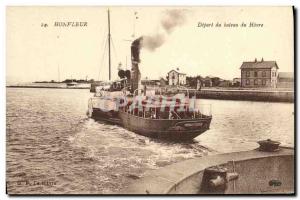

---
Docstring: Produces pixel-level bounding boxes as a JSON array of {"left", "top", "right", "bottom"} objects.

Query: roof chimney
[
  {"left": 254, "top": 58, "right": 257, "bottom": 62},
  {"left": 261, "top": 57, "right": 264, "bottom": 62}
]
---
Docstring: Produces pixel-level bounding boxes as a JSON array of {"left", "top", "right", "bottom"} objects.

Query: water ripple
[{"left": 6, "top": 88, "right": 294, "bottom": 194}]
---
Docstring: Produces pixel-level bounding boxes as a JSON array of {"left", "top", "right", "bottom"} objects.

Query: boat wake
[{"left": 67, "top": 118, "right": 216, "bottom": 193}]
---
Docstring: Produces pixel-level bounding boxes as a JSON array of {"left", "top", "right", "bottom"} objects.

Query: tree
[{"left": 186, "top": 75, "right": 204, "bottom": 88}]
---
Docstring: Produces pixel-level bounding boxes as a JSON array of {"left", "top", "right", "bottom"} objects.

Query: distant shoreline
[
  {"left": 6, "top": 85, "right": 90, "bottom": 89},
  {"left": 7, "top": 85, "right": 294, "bottom": 103}
]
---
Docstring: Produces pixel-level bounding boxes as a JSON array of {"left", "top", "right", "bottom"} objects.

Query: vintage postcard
[{"left": 6, "top": 6, "right": 294, "bottom": 195}]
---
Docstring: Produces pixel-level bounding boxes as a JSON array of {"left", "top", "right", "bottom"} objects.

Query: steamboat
[{"left": 88, "top": 10, "right": 212, "bottom": 141}]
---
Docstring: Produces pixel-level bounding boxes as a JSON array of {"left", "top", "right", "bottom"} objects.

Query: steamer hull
[
  {"left": 90, "top": 108, "right": 212, "bottom": 141},
  {"left": 118, "top": 110, "right": 212, "bottom": 140},
  {"left": 89, "top": 94, "right": 212, "bottom": 141},
  {"left": 91, "top": 108, "right": 122, "bottom": 125}
]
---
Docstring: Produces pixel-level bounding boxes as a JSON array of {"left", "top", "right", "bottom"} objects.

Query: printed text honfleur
[{"left": 54, "top": 21, "right": 88, "bottom": 27}]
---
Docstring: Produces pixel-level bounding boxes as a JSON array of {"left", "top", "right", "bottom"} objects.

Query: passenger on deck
[
  {"left": 169, "top": 112, "right": 175, "bottom": 119},
  {"left": 151, "top": 112, "right": 156, "bottom": 119},
  {"left": 145, "top": 111, "right": 151, "bottom": 118}
]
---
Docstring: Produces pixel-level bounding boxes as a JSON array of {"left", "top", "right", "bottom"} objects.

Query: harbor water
[{"left": 6, "top": 88, "right": 294, "bottom": 194}]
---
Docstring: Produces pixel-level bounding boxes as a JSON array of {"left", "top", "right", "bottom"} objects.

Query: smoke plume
[
  {"left": 130, "top": 9, "right": 188, "bottom": 93},
  {"left": 131, "top": 9, "right": 188, "bottom": 54},
  {"left": 142, "top": 34, "right": 165, "bottom": 52},
  {"left": 161, "top": 9, "right": 187, "bottom": 34}
]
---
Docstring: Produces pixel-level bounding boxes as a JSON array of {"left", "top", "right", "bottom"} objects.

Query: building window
[
  {"left": 262, "top": 71, "right": 266, "bottom": 77},
  {"left": 272, "top": 72, "right": 276, "bottom": 77},
  {"left": 262, "top": 79, "right": 266, "bottom": 85},
  {"left": 246, "top": 79, "right": 250, "bottom": 85},
  {"left": 254, "top": 71, "right": 258, "bottom": 77},
  {"left": 246, "top": 71, "right": 250, "bottom": 77},
  {"left": 254, "top": 79, "right": 258, "bottom": 85}
]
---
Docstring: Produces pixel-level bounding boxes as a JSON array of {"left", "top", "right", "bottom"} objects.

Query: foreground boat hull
[{"left": 121, "top": 147, "right": 294, "bottom": 194}]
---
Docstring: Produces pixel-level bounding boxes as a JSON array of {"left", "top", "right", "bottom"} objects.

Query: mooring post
[
  {"left": 200, "top": 164, "right": 239, "bottom": 194},
  {"left": 257, "top": 139, "right": 281, "bottom": 152},
  {"left": 200, "top": 166, "right": 228, "bottom": 194}
]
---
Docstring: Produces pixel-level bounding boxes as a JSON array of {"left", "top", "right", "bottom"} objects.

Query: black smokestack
[
  {"left": 131, "top": 37, "right": 143, "bottom": 63},
  {"left": 130, "top": 37, "right": 142, "bottom": 93}
]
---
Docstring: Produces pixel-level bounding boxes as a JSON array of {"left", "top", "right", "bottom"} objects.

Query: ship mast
[
  {"left": 57, "top": 65, "right": 60, "bottom": 82},
  {"left": 108, "top": 9, "right": 111, "bottom": 81}
]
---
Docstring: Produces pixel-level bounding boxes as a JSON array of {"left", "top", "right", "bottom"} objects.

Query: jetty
[
  {"left": 6, "top": 83, "right": 90, "bottom": 89},
  {"left": 157, "top": 87, "right": 294, "bottom": 103}
]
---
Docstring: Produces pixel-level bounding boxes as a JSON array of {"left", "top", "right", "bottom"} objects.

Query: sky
[{"left": 6, "top": 6, "right": 293, "bottom": 83}]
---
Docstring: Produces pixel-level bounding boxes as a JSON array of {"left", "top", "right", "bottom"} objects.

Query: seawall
[{"left": 181, "top": 89, "right": 294, "bottom": 103}]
